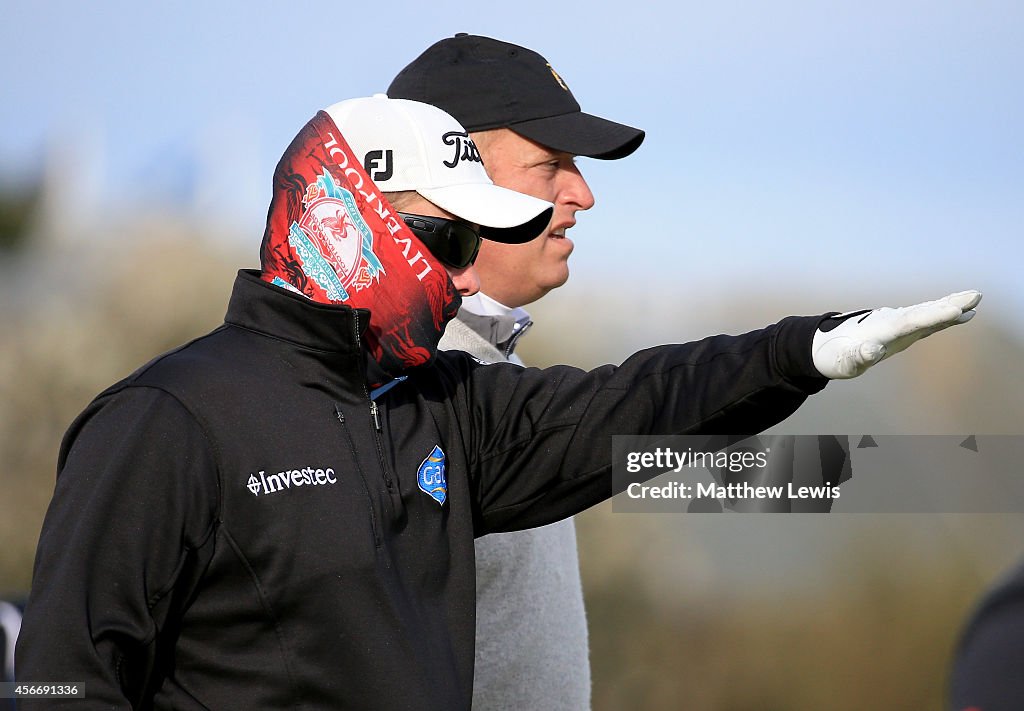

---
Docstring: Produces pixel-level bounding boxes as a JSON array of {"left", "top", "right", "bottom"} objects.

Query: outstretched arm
[{"left": 451, "top": 290, "right": 982, "bottom": 533}]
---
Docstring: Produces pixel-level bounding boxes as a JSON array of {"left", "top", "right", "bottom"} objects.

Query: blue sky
[{"left": 2, "top": 1, "right": 1021, "bottom": 331}]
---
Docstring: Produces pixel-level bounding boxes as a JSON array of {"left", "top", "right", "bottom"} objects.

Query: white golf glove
[{"left": 811, "top": 290, "right": 982, "bottom": 379}]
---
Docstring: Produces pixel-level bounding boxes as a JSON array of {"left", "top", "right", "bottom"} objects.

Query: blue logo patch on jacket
[{"left": 417, "top": 445, "right": 447, "bottom": 506}]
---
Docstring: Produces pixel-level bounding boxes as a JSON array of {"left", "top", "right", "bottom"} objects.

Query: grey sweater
[{"left": 439, "top": 308, "right": 591, "bottom": 711}]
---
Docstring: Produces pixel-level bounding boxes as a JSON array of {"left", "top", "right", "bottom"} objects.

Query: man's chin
[{"left": 539, "top": 267, "right": 571, "bottom": 296}]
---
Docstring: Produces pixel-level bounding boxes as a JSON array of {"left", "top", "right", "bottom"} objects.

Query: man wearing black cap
[
  {"left": 386, "top": 36, "right": 983, "bottom": 711},
  {"left": 388, "top": 33, "right": 645, "bottom": 710}
]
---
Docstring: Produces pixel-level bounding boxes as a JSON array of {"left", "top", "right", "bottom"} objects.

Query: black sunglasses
[{"left": 398, "top": 212, "right": 482, "bottom": 269}]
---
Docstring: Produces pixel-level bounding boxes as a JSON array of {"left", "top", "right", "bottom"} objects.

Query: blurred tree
[{"left": 0, "top": 222, "right": 244, "bottom": 592}]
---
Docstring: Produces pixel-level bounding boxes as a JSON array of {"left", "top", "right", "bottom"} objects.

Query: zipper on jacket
[
  {"left": 368, "top": 399, "right": 395, "bottom": 491},
  {"left": 368, "top": 400, "right": 397, "bottom": 496},
  {"left": 350, "top": 310, "right": 401, "bottom": 516},
  {"left": 334, "top": 404, "right": 382, "bottom": 548},
  {"left": 370, "top": 400, "right": 382, "bottom": 432},
  {"left": 501, "top": 319, "right": 533, "bottom": 359}
]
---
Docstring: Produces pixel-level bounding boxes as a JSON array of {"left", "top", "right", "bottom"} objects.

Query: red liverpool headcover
[{"left": 260, "top": 110, "right": 460, "bottom": 377}]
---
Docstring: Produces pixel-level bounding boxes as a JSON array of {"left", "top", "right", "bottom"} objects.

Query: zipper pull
[
  {"left": 334, "top": 404, "right": 345, "bottom": 423},
  {"left": 369, "top": 400, "right": 381, "bottom": 432}
]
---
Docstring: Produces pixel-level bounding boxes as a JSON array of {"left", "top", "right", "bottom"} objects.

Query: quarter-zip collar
[
  {"left": 458, "top": 292, "right": 533, "bottom": 358},
  {"left": 226, "top": 269, "right": 369, "bottom": 356}
]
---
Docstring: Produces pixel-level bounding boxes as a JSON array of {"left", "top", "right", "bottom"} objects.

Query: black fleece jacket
[{"left": 16, "top": 269, "right": 827, "bottom": 710}]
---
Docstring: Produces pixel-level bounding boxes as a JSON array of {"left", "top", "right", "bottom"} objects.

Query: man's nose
[{"left": 562, "top": 167, "right": 595, "bottom": 212}]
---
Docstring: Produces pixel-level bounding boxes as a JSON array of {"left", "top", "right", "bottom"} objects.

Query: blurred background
[{"left": 2, "top": 1, "right": 1022, "bottom": 708}]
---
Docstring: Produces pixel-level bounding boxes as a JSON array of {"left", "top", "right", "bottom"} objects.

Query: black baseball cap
[{"left": 387, "top": 34, "right": 645, "bottom": 160}]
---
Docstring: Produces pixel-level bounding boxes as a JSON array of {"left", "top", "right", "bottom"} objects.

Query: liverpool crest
[{"left": 288, "top": 169, "right": 385, "bottom": 301}]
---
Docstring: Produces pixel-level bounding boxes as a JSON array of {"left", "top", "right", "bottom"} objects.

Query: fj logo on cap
[
  {"left": 441, "top": 131, "right": 482, "bottom": 169},
  {"left": 547, "top": 63, "right": 569, "bottom": 91},
  {"left": 417, "top": 445, "right": 448, "bottom": 506},
  {"left": 364, "top": 150, "right": 393, "bottom": 182}
]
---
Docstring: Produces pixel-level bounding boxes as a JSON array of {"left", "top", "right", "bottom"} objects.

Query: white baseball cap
[{"left": 324, "top": 94, "right": 554, "bottom": 244}]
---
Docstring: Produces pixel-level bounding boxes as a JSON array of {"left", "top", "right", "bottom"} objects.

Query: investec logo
[{"left": 247, "top": 467, "right": 338, "bottom": 496}]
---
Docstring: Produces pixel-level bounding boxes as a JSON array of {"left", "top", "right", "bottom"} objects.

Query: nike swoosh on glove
[{"left": 811, "top": 290, "right": 982, "bottom": 379}]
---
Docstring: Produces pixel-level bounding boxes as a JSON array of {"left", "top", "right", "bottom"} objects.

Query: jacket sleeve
[
  {"left": 15, "top": 386, "right": 219, "bottom": 709},
  {"left": 449, "top": 315, "right": 829, "bottom": 535}
]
